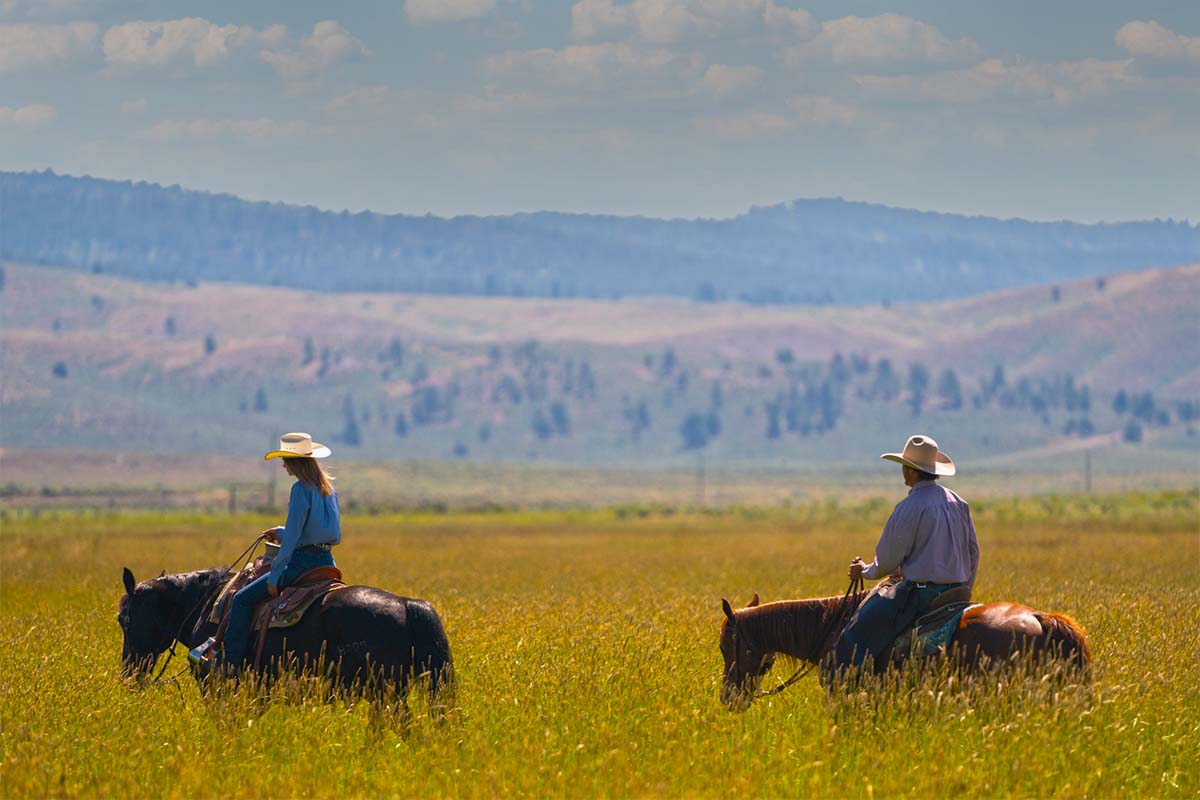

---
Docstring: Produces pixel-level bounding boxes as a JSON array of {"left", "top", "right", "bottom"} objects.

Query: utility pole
[
  {"left": 1084, "top": 450, "right": 1092, "bottom": 494},
  {"left": 696, "top": 449, "right": 706, "bottom": 508}
]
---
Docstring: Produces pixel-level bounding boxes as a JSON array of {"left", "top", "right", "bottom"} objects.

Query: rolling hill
[{"left": 2, "top": 260, "right": 1196, "bottom": 476}]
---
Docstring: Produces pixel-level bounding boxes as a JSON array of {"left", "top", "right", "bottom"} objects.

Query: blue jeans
[
  {"left": 833, "top": 579, "right": 957, "bottom": 672},
  {"left": 222, "top": 547, "right": 335, "bottom": 670}
]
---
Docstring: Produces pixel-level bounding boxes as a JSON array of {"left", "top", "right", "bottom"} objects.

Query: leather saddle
[{"left": 209, "top": 561, "right": 346, "bottom": 669}]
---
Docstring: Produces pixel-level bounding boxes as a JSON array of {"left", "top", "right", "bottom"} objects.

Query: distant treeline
[{"left": 4, "top": 170, "right": 1198, "bottom": 305}]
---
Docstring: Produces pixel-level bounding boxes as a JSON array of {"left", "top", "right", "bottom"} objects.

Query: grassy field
[{"left": 1, "top": 491, "right": 1197, "bottom": 798}]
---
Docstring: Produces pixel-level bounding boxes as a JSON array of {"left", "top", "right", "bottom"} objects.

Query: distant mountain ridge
[{"left": 2, "top": 169, "right": 1198, "bottom": 305}]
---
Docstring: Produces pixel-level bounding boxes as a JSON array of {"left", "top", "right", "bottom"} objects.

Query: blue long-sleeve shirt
[
  {"left": 862, "top": 480, "right": 979, "bottom": 586},
  {"left": 268, "top": 480, "right": 341, "bottom": 587}
]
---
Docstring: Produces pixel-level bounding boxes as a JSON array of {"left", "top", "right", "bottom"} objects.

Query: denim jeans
[
  {"left": 221, "top": 547, "right": 335, "bottom": 670},
  {"left": 833, "top": 579, "right": 957, "bottom": 671}
]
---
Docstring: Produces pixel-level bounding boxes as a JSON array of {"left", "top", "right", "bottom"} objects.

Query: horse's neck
[
  {"left": 164, "top": 569, "right": 230, "bottom": 647},
  {"left": 740, "top": 597, "right": 845, "bottom": 664}
]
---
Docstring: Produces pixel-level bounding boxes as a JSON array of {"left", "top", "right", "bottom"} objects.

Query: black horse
[{"left": 118, "top": 566, "right": 454, "bottom": 712}]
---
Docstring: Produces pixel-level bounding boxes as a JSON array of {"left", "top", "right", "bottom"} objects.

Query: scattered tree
[
  {"left": 204, "top": 334, "right": 217, "bottom": 356},
  {"left": 52, "top": 361, "right": 68, "bottom": 379},
  {"left": 1112, "top": 389, "right": 1128, "bottom": 415},
  {"left": 253, "top": 387, "right": 267, "bottom": 413},
  {"left": 1122, "top": 420, "right": 1143, "bottom": 443},
  {"left": 531, "top": 408, "right": 553, "bottom": 440},
  {"left": 937, "top": 368, "right": 963, "bottom": 410},
  {"left": 681, "top": 412, "right": 711, "bottom": 449},
  {"left": 386, "top": 337, "right": 405, "bottom": 366},
  {"left": 164, "top": 316, "right": 176, "bottom": 336},
  {"left": 341, "top": 397, "right": 361, "bottom": 446},
  {"left": 550, "top": 400, "right": 571, "bottom": 436}
]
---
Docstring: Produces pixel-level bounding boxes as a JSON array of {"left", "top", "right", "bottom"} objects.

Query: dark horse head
[
  {"left": 719, "top": 594, "right": 776, "bottom": 710},
  {"left": 117, "top": 566, "right": 229, "bottom": 682},
  {"left": 117, "top": 567, "right": 178, "bottom": 680}
]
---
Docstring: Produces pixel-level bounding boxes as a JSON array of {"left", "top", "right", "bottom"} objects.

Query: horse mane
[
  {"left": 118, "top": 567, "right": 233, "bottom": 612},
  {"left": 735, "top": 596, "right": 849, "bottom": 662}
]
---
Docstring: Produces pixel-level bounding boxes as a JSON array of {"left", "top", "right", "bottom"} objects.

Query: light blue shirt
[
  {"left": 268, "top": 480, "right": 341, "bottom": 587},
  {"left": 862, "top": 480, "right": 979, "bottom": 586}
]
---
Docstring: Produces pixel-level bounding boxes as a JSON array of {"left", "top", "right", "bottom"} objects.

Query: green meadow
[{"left": 1, "top": 491, "right": 1197, "bottom": 798}]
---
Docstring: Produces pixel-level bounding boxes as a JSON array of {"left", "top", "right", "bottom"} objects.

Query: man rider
[{"left": 832, "top": 434, "right": 979, "bottom": 674}]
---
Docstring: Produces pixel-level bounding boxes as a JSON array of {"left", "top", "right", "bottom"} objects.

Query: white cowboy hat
[
  {"left": 880, "top": 434, "right": 956, "bottom": 476},
  {"left": 264, "top": 432, "right": 331, "bottom": 460}
]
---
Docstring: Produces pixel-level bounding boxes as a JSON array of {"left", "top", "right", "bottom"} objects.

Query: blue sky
[{"left": 2, "top": 1, "right": 1197, "bottom": 221}]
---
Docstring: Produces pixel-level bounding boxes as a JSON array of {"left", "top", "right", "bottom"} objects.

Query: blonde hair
[{"left": 285, "top": 456, "right": 334, "bottom": 496}]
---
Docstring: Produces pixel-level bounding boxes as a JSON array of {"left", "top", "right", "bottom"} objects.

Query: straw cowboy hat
[
  {"left": 880, "top": 434, "right": 956, "bottom": 476},
  {"left": 264, "top": 432, "right": 331, "bottom": 460}
]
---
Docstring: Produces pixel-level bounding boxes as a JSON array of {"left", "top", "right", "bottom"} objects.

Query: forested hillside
[
  {"left": 3, "top": 170, "right": 1197, "bottom": 305},
  {"left": 2, "top": 260, "right": 1195, "bottom": 471}
]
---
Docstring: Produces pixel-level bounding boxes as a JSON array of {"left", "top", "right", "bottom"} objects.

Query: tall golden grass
[{"left": 1, "top": 491, "right": 1196, "bottom": 797}]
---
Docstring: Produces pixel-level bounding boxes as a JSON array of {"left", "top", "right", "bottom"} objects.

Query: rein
[
  {"left": 754, "top": 575, "right": 865, "bottom": 697},
  {"left": 145, "top": 533, "right": 268, "bottom": 688}
]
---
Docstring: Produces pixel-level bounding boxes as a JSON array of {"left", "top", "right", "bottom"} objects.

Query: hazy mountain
[{"left": 3, "top": 170, "right": 1197, "bottom": 305}]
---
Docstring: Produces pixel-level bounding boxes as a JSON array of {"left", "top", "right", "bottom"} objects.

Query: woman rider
[{"left": 218, "top": 432, "right": 341, "bottom": 674}]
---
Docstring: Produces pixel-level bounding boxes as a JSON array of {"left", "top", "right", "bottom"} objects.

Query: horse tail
[
  {"left": 1034, "top": 612, "right": 1091, "bottom": 671},
  {"left": 405, "top": 600, "right": 455, "bottom": 709}
]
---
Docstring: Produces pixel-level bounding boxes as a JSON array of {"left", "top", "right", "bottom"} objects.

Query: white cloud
[
  {"left": 405, "top": 0, "right": 496, "bottom": 24},
  {"left": 570, "top": 0, "right": 814, "bottom": 45},
  {"left": 0, "top": 0, "right": 95, "bottom": 19},
  {"left": 781, "top": 13, "right": 980, "bottom": 68},
  {"left": 258, "top": 20, "right": 370, "bottom": 78},
  {"left": 0, "top": 21, "right": 97, "bottom": 71},
  {"left": 785, "top": 94, "right": 861, "bottom": 126},
  {"left": 693, "top": 108, "right": 792, "bottom": 138},
  {"left": 325, "top": 86, "right": 396, "bottom": 115},
  {"left": 697, "top": 63, "right": 762, "bottom": 97},
  {"left": 133, "top": 117, "right": 305, "bottom": 143},
  {"left": 694, "top": 95, "right": 861, "bottom": 138},
  {"left": 0, "top": 103, "right": 57, "bottom": 129},
  {"left": 101, "top": 18, "right": 366, "bottom": 77},
  {"left": 483, "top": 42, "right": 704, "bottom": 92},
  {"left": 102, "top": 18, "right": 271, "bottom": 68},
  {"left": 1116, "top": 20, "right": 1200, "bottom": 63},
  {"left": 854, "top": 58, "right": 1135, "bottom": 106},
  {"left": 570, "top": 0, "right": 632, "bottom": 40}
]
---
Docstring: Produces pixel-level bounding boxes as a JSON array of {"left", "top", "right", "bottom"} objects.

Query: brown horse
[{"left": 719, "top": 591, "right": 1089, "bottom": 709}]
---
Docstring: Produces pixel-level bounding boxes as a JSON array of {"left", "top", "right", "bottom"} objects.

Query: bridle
[
  {"left": 726, "top": 576, "right": 865, "bottom": 699},
  {"left": 128, "top": 533, "right": 268, "bottom": 688}
]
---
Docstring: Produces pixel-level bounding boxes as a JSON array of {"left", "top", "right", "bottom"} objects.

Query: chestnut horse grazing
[
  {"left": 719, "top": 592, "right": 1089, "bottom": 710},
  {"left": 118, "top": 567, "right": 454, "bottom": 713}
]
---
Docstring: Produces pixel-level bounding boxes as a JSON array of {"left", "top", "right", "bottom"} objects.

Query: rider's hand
[
  {"left": 261, "top": 527, "right": 279, "bottom": 542},
  {"left": 848, "top": 557, "right": 867, "bottom": 579},
  {"left": 267, "top": 583, "right": 279, "bottom": 597}
]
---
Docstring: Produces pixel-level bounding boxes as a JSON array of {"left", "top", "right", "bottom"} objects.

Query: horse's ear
[
  {"left": 722, "top": 599, "right": 735, "bottom": 621},
  {"left": 747, "top": 593, "right": 760, "bottom": 607},
  {"left": 158, "top": 570, "right": 166, "bottom": 579},
  {"left": 123, "top": 567, "right": 136, "bottom": 595}
]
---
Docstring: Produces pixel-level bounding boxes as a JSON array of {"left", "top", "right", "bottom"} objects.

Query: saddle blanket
[
  {"left": 256, "top": 571, "right": 345, "bottom": 630},
  {"left": 894, "top": 601, "right": 981, "bottom": 657}
]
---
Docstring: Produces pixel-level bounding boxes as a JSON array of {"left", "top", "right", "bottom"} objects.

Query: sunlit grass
[{"left": 1, "top": 491, "right": 1197, "bottom": 797}]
